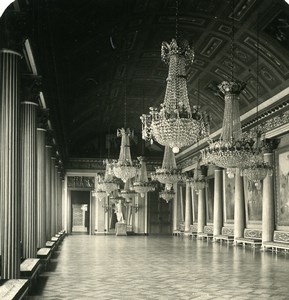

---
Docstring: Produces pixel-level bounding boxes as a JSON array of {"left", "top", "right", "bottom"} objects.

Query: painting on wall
[
  {"left": 206, "top": 177, "right": 214, "bottom": 222},
  {"left": 223, "top": 171, "right": 235, "bottom": 222},
  {"left": 276, "top": 147, "right": 289, "bottom": 226},
  {"left": 244, "top": 179, "right": 262, "bottom": 222}
]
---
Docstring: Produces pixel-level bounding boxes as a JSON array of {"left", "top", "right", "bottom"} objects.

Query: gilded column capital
[
  {"left": 200, "top": 165, "right": 208, "bottom": 177},
  {"left": 262, "top": 139, "right": 280, "bottom": 154},
  {"left": 0, "top": 9, "right": 27, "bottom": 52},
  {"left": 37, "top": 107, "right": 49, "bottom": 130},
  {"left": 21, "top": 74, "right": 42, "bottom": 105}
]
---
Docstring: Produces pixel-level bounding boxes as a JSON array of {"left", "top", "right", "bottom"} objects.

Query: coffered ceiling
[{"left": 13, "top": 0, "right": 289, "bottom": 161}]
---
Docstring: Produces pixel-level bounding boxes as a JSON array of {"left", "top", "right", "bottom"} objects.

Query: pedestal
[{"left": 116, "top": 222, "right": 127, "bottom": 236}]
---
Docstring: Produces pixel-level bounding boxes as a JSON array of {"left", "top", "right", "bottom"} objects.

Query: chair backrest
[
  {"left": 273, "top": 231, "right": 289, "bottom": 243},
  {"left": 190, "top": 224, "right": 198, "bottom": 233},
  {"left": 204, "top": 225, "right": 213, "bottom": 234},
  {"left": 221, "top": 227, "right": 234, "bottom": 236},
  {"left": 244, "top": 228, "right": 262, "bottom": 239}
]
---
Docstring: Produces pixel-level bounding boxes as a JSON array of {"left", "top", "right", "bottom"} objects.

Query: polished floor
[{"left": 27, "top": 235, "right": 289, "bottom": 299}]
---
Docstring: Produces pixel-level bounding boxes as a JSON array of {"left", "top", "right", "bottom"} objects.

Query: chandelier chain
[
  {"left": 230, "top": 0, "right": 235, "bottom": 81},
  {"left": 256, "top": 13, "right": 259, "bottom": 126},
  {"left": 175, "top": 0, "right": 179, "bottom": 41}
]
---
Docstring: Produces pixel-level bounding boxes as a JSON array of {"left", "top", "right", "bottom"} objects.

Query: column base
[{"left": 184, "top": 232, "right": 191, "bottom": 237}]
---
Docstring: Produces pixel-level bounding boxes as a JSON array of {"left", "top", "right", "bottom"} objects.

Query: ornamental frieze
[{"left": 67, "top": 176, "right": 95, "bottom": 189}]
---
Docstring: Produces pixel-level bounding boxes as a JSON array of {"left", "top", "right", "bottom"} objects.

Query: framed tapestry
[
  {"left": 244, "top": 178, "right": 262, "bottom": 223},
  {"left": 223, "top": 170, "right": 235, "bottom": 223},
  {"left": 275, "top": 147, "right": 289, "bottom": 226},
  {"left": 206, "top": 177, "right": 214, "bottom": 223}
]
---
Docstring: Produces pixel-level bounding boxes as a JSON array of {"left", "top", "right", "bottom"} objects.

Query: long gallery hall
[{"left": 0, "top": 0, "right": 289, "bottom": 299}]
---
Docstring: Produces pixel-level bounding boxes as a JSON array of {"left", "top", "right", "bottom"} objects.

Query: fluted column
[
  {"left": 45, "top": 145, "right": 52, "bottom": 241},
  {"left": 57, "top": 173, "right": 63, "bottom": 232},
  {"left": 262, "top": 140, "right": 278, "bottom": 243},
  {"left": 234, "top": 168, "right": 245, "bottom": 240},
  {"left": 172, "top": 183, "right": 178, "bottom": 232},
  {"left": 0, "top": 49, "right": 21, "bottom": 279},
  {"left": 37, "top": 126, "right": 46, "bottom": 248},
  {"left": 197, "top": 189, "right": 206, "bottom": 234},
  {"left": 191, "top": 186, "right": 197, "bottom": 223},
  {"left": 213, "top": 167, "right": 223, "bottom": 236},
  {"left": 20, "top": 100, "right": 38, "bottom": 259},
  {"left": 50, "top": 157, "right": 56, "bottom": 237},
  {"left": 184, "top": 181, "right": 192, "bottom": 236}
]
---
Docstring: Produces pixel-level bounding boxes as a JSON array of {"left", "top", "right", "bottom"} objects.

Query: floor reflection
[{"left": 26, "top": 235, "right": 289, "bottom": 299}]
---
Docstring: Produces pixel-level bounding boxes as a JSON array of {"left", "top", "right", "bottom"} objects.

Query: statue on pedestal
[{"left": 115, "top": 199, "right": 125, "bottom": 223}]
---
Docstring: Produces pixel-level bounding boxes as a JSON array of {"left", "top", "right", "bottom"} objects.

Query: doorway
[
  {"left": 71, "top": 191, "right": 90, "bottom": 234},
  {"left": 148, "top": 190, "right": 172, "bottom": 235}
]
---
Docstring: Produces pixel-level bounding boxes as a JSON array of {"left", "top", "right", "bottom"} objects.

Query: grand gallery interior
[{"left": 1, "top": 0, "right": 289, "bottom": 299}]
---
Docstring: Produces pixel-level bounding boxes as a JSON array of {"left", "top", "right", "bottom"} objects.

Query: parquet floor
[{"left": 27, "top": 235, "right": 289, "bottom": 299}]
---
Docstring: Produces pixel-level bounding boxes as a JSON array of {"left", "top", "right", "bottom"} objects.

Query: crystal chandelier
[
  {"left": 159, "top": 188, "right": 175, "bottom": 203},
  {"left": 201, "top": 80, "right": 255, "bottom": 169},
  {"left": 152, "top": 145, "right": 184, "bottom": 190},
  {"left": 112, "top": 128, "right": 137, "bottom": 182},
  {"left": 240, "top": 24, "right": 273, "bottom": 186},
  {"left": 242, "top": 161, "right": 273, "bottom": 189},
  {"left": 119, "top": 178, "right": 137, "bottom": 203},
  {"left": 98, "top": 159, "right": 119, "bottom": 195},
  {"left": 133, "top": 156, "right": 155, "bottom": 197},
  {"left": 190, "top": 161, "right": 207, "bottom": 194},
  {"left": 241, "top": 134, "right": 273, "bottom": 188},
  {"left": 93, "top": 189, "right": 107, "bottom": 201},
  {"left": 140, "top": 38, "right": 208, "bottom": 154}
]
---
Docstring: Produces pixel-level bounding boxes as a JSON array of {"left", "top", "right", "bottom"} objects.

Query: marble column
[
  {"left": 37, "top": 126, "right": 46, "bottom": 248},
  {"left": 184, "top": 181, "right": 192, "bottom": 236},
  {"left": 134, "top": 194, "right": 139, "bottom": 234},
  {"left": 179, "top": 185, "right": 184, "bottom": 223},
  {"left": 20, "top": 100, "right": 38, "bottom": 259},
  {"left": 172, "top": 183, "right": 178, "bottom": 232},
  {"left": 66, "top": 189, "right": 72, "bottom": 235},
  {"left": 234, "top": 168, "right": 245, "bottom": 239},
  {"left": 50, "top": 157, "right": 56, "bottom": 237},
  {"left": 213, "top": 167, "right": 223, "bottom": 236},
  {"left": 197, "top": 189, "right": 206, "bottom": 234},
  {"left": 0, "top": 49, "right": 21, "bottom": 279},
  {"left": 191, "top": 186, "right": 197, "bottom": 223},
  {"left": 144, "top": 193, "right": 148, "bottom": 235},
  {"left": 45, "top": 145, "right": 52, "bottom": 241},
  {"left": 262, "top": 141, "right": 277, "bottom": 243}
]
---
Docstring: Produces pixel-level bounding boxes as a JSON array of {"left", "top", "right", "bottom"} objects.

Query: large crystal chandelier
[
  {"left": 133, "top": 156, "right": 155, "bottom": 197},
  {"left": 140, "top": 38, "right": 208, "bottom": 154},
  {"left": 201, "top": 81, "right": 254, "bottom": 169},
  {"left": 190, "top": 161, "right": 207, "bottom": 194},
  {"left": 112, "top": 128, "right": 137, "bottom": 182},
  {"left": 152, "top": 145, "right": 184, "bottom": 190},
  {"left": 98, "top": 159, "right": 119, "bottom": 195}
]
